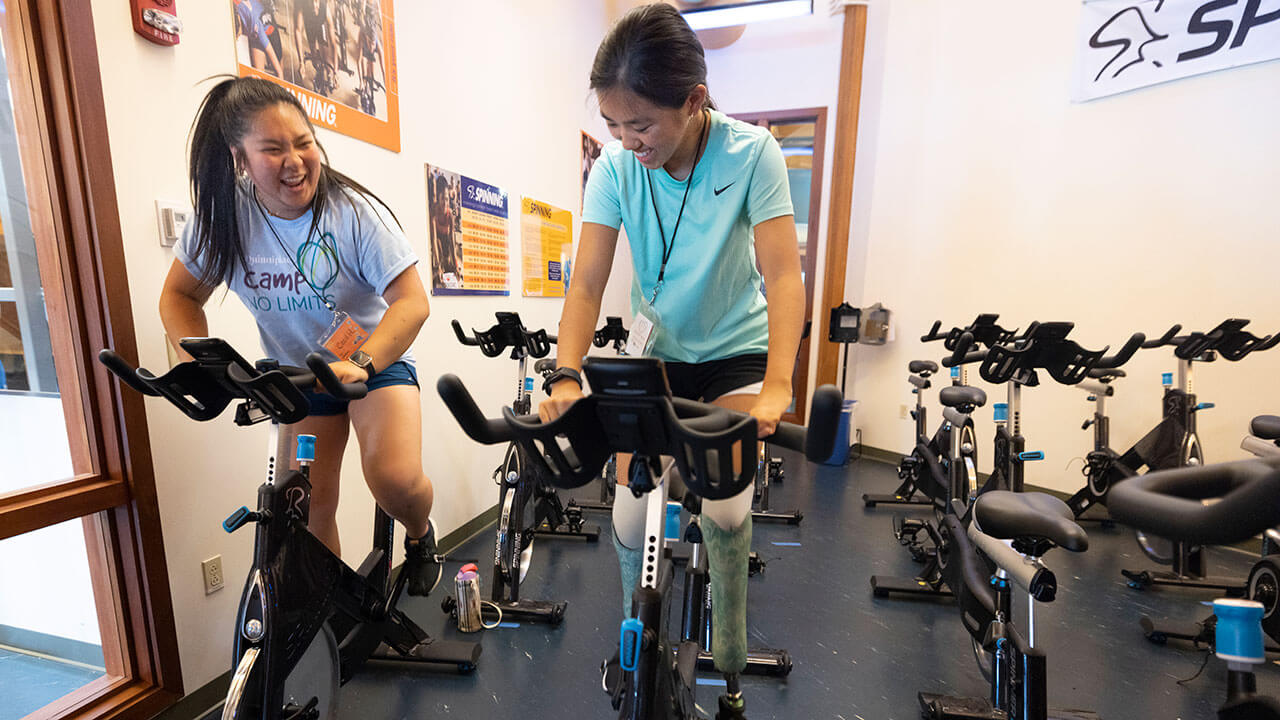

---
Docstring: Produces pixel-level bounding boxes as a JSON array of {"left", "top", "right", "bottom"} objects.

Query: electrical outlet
[
  {"left": 202, "top": 555, "right": 224, "bottom": 594},
  {"left": 899, "top": 404, "right": 909, "bottom": 420}
]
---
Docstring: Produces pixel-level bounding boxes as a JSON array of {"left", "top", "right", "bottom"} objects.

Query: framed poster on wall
[
  {"left": 426, "top": 164, "right": 510, "bottom": 296},
  {"left": 520, "top": 198, "right": 573, "bottom": 298},
  {"left": 231, "top": 0, "right": 401, "bottom": 151}
]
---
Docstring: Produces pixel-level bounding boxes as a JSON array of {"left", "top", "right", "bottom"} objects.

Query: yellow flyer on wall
[
  {"left": 231, "top": 0, "right": 401, "bottom": 152},
  {"left": 427, "top": 164, "right": 510, "bottom": 296},
  {"left": 520, "top": 198, "right": 573, "bottom": 298}
]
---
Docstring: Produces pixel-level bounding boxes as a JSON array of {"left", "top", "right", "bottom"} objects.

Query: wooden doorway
[{"left": 732, "top": 108, "right": 827, "bottom": 424}]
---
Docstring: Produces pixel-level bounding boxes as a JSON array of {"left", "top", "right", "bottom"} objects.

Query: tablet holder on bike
[
  {"left": 594, "top": 316, "right": 631, "bottom": 353},
  {"left": 453, "top": 312, "right": 553, "bottom": 359}
]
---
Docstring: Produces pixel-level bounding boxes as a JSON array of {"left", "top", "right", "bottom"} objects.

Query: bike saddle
[
  {"left": 908, "top": 360, "right": 939, "bottom": 375},
  {"left": 938, "top": 385, "right": 986, "bottom": 409},
  {"left": 1252, "top": 415, "right": 1280, "bottom": 441},
  {"left": 972, "top": 491, "right": 1089, "bottom": 555},
  {"left": 1087, "top": 368, "right": 1126, "bottom": 381}
]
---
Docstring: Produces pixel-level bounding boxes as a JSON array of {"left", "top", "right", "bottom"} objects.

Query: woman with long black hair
[
  {"left": 539, "top": 5, "right": 805, "bottom": 717},
  {"left": 159, "top": 76, "right": 442, "bottom": 597}
]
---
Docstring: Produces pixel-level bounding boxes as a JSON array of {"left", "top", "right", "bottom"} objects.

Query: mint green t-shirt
[{"left": 582, "top": 110, "right": 794, "bottom": 363}]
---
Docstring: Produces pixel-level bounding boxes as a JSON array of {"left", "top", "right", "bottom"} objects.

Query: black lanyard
[
  {"left": 252, "top": 189, "right": 338, "bottom": 313},
  {"left": 645, "top": 109, "right": 709, "bottom": 301}
]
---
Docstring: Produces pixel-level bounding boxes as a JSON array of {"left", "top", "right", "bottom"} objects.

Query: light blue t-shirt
[
  {"left": 176, "top": 182, "right": 418, "bottom": 368},
  {"left": 582, "top": 109, "right": 793, "bottom": 363}
]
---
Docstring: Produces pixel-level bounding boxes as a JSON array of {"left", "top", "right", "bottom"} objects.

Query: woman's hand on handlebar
[
  {"left": 538, "top": 381, "right": 583, "bottom": 423},
  {"left": 748, "top": 382, "right": 792, "bottom": 438},
  {"left": 325, "top": 359, "right": 369, "bottom": 390}
]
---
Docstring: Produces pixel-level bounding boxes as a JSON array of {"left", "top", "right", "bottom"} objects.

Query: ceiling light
[{"left": 681, "top": 0, "right": 814, "bottom": 31}]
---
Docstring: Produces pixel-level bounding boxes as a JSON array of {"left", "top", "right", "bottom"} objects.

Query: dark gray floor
[
  {"left": 0, "top": 647, "right": 104, "bottom": 720},
  {"left": 323, "top": 456, "right": 1275, "bottom": 717}
]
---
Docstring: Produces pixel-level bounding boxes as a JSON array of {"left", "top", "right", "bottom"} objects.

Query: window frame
[{"left": 0, "top": 1, "right": 182, "bottom": 718}]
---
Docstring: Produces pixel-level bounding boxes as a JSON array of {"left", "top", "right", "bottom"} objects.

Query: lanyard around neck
[
  {"left": 252, "top": 189, "right": 337, "bottom": 313},
  {"left": 645, "top": 109, "right": 709, "bottom": 304}
]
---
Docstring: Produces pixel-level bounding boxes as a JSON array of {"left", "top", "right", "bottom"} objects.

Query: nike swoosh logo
[{"left": 714, "top": 182, "right": 735, "bottom": 196}]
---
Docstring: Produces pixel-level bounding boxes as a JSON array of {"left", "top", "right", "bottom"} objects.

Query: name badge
[{"left": 319, "top": 311, "right": 369, "bottom": 360}]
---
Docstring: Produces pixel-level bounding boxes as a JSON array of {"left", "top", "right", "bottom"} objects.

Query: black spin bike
[
  {"left": 442, "top": 312, "right": 598, "bottom": 627},
  {"left": 100, "top": 338, "right": 480, "bottom": 720},
  {"left": 438, "top": 356, "right": 841, "bottom": 720}
]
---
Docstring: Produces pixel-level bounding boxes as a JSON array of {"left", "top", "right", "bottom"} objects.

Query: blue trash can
[{"left": 821, "top": 399, "right": 856, "bottom": 466}]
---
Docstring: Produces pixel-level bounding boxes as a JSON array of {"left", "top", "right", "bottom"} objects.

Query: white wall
[
  {"left": 90, "top": 0, "right": 623, "bottom": 690},
  {"left": 849, "top": 0, "right": 1280, "bottom": 489}
]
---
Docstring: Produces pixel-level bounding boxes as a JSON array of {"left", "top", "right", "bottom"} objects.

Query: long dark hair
[
  {"left": 590, "top": 3, "right": 715, "bottom": 110},
  {"left": 186, "top": 76, "right": 399, "bottom": 288}
]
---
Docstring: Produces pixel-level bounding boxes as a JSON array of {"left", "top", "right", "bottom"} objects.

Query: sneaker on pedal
[{"left": 403, "top": 520, "right": 443, "bottom": 597}]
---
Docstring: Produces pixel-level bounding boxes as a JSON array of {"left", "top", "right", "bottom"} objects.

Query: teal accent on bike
[
  {"left": 1196, "top": 402, "right": 1215, "bottom": 411},
  {"left": 524, "top": 377, "right": 534, "bottom": 393},
  {"left": 993, "top": 403, "right": 1008, "bottom": 423},
  {"left": 223, "top": 506, "right": 252, "bottom": 533},
  {"left": 1162, "top": 372, "right": 1173, "bottom": 386},
  {"left": 296, "top": 434, "right": 316, "bottom": 462},
  {"left": 1019, "top": 451, "right": 1044, "bottom": 461},
  {"left": 620, "top": 618, "right": 643, "bottom": 671}
]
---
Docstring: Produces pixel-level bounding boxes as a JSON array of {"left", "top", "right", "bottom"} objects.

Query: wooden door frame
[
  {"left": 732, "top": 107, "right": 827, "bottom": 424},
  {"left": 1, "top": 1, "right": 182, "bottom": 718},
  {"left": 815, "top": 4, "right": 868, "bottom": 395}
]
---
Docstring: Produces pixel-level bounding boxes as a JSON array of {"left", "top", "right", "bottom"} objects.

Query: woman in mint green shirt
[{"left": 539, "top": 5, "right": 805, "bottom": 717}]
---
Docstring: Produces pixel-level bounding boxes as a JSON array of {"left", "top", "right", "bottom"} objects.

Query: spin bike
[
  {"left": 918, "top": 490, "right": 1097, "bottom": 720},
  {"left": 865, "top": 314, "right": 1019, "bottom": 510},
  {"left": 872, "top": 322, "right": 1142, "bottom": 601},
  {"left": 99, "top": 339, "right": 480, "bottom": 720},
  {"left": 1070, "top": 319, "right": 1280, "bottom": 593},
  {"left": 445, "top": 312, "right": 599, "bottom": 626},
  {"left": 437, "top": 356, "right": 841, "bottom": 720},
  {"left": 1108, "top": 458, "right": 1280, "bottom": 720}
]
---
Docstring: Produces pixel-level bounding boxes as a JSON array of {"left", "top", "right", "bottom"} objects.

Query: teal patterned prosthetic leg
[
  {"left": 614, "top": 531, "right": 643, "bottom": 618},
  {"left": 703, "top": 514, "right": 753, "bottom": 674}
]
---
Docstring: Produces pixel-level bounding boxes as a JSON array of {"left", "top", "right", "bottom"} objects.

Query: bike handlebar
[
  {"left": 1107, "top": 457, "right": 1280, "bottom": 547},
  {"left": 939, "top": 324, "right": 1145, "bottom": 386},
  {"left": 99, "top": 339, "right": 365, "bottom": 424},
  {"left": 436, "top": 357, "right": 843, "bottom": 500},
  {"left": 452, "top": 312, "right": 555, "bottom": 358}
]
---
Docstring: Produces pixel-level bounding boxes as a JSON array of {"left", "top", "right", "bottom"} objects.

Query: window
[{"left": 0, "top": 3, "right": 180, "bottom": 719}]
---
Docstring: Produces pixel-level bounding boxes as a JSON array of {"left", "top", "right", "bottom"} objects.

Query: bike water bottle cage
[
  {"left": 452, "top": 312, "right": 553, "bottom": 359},
  {"left": 619, "top": 618, "right": 644, "bottom": 671}
]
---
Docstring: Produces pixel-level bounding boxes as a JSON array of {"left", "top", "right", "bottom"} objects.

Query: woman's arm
[
  {"left": 750, "top": 214, "right": 805, "bottom": 437},
  {"left": 158, "top": 260, "right": 216, "bottom": 362},
  {"left": 331, "top": 266, "right": 429, "bottom": 383},
  {"left": 538, "top": 221, "right": 619, "bottom": 421}
]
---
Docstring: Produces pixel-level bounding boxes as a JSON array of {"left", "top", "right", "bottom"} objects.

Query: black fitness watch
[
  {"left": 348, "top": 350, "right": 376, "bottom": 377},
  {"left": 542, "top": 366, "right": 583, "bottom": 396}
]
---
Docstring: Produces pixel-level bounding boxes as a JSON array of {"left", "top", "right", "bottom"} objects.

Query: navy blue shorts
[{"left": 304, "top": 361, "right": 418, "bottom": 416}]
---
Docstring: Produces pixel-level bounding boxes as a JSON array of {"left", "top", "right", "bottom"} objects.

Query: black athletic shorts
[{"left": 662, "top": 353, "right": 767, "bottom": 402}]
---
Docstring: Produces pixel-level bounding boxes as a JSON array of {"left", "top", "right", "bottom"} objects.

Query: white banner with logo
[{"left": 1074, "top": 0, "right": 1280, "bottom": 101}]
